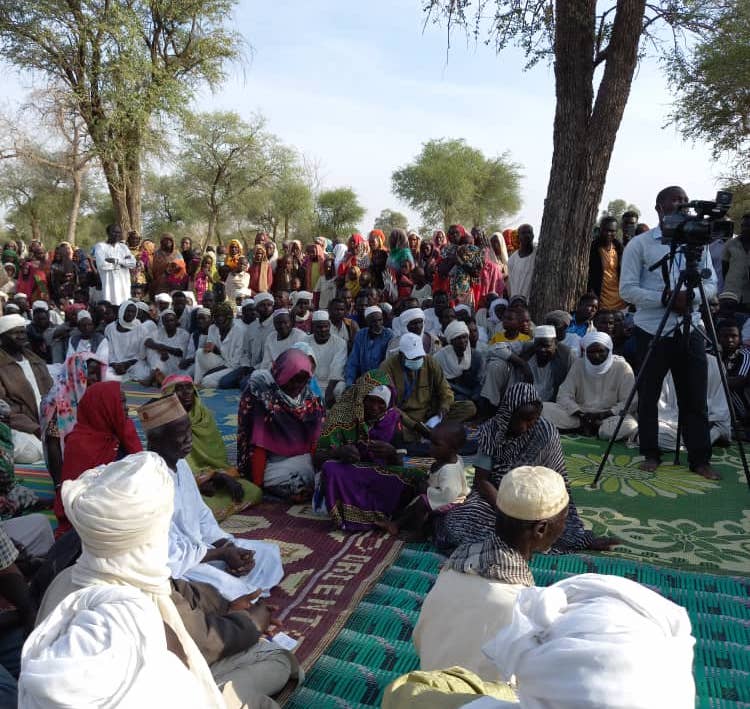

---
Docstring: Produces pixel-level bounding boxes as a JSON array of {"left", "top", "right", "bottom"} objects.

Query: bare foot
[
  {"left": 589, "top": 536, "right": 622, "bottom": 551},
  {"left": 639, "top": 458, "right": 660, "bottom": 472},
  {"left": 692, "top": 464, "right": 721, "bottom": 480},
  {"left": 373, "top": 519, "right": 399, "bottom": 536}
]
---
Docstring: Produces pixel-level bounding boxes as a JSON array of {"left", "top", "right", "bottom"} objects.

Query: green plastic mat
[{"left": 284, "top": 545, "right": 750, "bottom": 709}]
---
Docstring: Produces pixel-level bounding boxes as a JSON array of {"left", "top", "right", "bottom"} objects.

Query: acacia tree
[
  {"left": 316, "top": 188, "right": 366, "bottom": 239},
  {"left": 392, "top": 138, "right": 521, "bottom": 228},
  {"left": 424, "top": 1, "right": 728, "bottom": 317},
  {"left": 373, "top": 209, "right": 409, "bottom": 233},
  {"left": 0, "top": 0, "right": 240, "bottom": 234},
  {"left": 178, "top": 111, "right": 289, "bottom": 245}
]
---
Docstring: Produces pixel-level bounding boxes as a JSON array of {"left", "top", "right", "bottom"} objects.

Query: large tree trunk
[
  {"left": 529, "top": 0, "right": 646, "bottom": 320},
  {"left": 124, "top": 142, "right": 142, "bottom": 235},
  {"left": 207, "top": 211, "right": 218, "bottom": 244},
  {"left": 66, "top": 172, "right": 82, "bottom": 245}
]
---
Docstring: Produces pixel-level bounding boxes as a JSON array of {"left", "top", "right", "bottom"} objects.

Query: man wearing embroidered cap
[
  {"left": 306, "top": 310, "right": 347, "bottom": 406},
  {"left": 344, "top": 305, "right": 393, "bottom": 386},
  {"left": 140, "top": 396, "right": 285, "bottom": 605},
  {"left": 434, "top": 319, "right": 485, "bottom": 402},
  {"left": 544, "top": 330, "right": 638, "bottom": 440},
  {"left": 410, "top": 465, "right": 569, "bottom": 684},
  {"left": 0, "top": 314, "right": 52, "bottom": 463},
  {"left": 382, "top": 331, "right": 475, "bottom": 452}
]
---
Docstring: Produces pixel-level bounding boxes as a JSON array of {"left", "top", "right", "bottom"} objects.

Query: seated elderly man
[
  {"left": 259, "top": 309, "right": 306, "bottom": 370},
  {"left": 33, "top": 451, "right": 289, "bottom": 709},
  {"left": 382, "top": 333, "right": 475, "bottom": 452},
  {"left": 306, "top": 310, "right": 347, "bottom": 407},
  {"left": 143, "top": 309, "right": 191, "bottom": 385},
  {"left": 195, "top": 302, "right": 251, "bottom": 388},
  {"left": 0, "top": 314, "right": 53, "bottom": 463},
  {"left": 388, "top": 572, "right": 695, "bottom": 709},
  {"left": 434, "top": 320, "right": 485, "bottom": 402},
  {"left": 345, "top": 305, "right": 393, "bottom": 386},
  {"left": 105, "top": 300, "right": 152, "bottom": 383},
  {"left": 543, "top": 330, "right": 638, "bottom": 440},
  {"left": 513, "top": 324, "right": 573, "bottom": 403},
  {"left": 412, "top": 465, "right": 569, "bottom": 680},
  {"left": 140, "top": 396, "right": 284, "bottom": 603}
]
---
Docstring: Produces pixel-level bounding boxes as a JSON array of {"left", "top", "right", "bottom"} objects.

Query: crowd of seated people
[{"left": 0, "top": 196, "right": 734, "bottom": 705}]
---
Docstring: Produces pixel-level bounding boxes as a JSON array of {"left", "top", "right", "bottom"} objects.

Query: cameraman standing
[{"left": 620, "top": 185, "right": 720, "bottom": 480}]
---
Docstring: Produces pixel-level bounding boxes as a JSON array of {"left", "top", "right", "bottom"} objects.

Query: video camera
[{"left": 661, "top": 190, "right": 734, "bottom": 246}]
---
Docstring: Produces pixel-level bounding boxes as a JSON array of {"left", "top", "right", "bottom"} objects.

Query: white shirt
[
  {"left": 94, "top": 241, "right": 136, "bottom": 305},
  {"left": 306, "top": 333, "right": 347, "bottom": 390},
  {"left": 206, "top": 322, "right": 249, "bottom": 369},
  {"left": 259, "top": 328, "right": 306, "bottom": 370},
  {"left": 507, "top": 250, "right": 536, "bottom": 299}
]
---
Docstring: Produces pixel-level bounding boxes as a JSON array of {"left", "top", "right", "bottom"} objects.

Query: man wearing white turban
[
  {"left": 471, "top": 573, "right": 695, "bottom": 708},
  {"left": 543, "top": 330, "right": 638, "bottom": 440},
  {"left": 29, "top": 451, "right": 226, "bottom": 708},
  {"left": 434, "top": 320, "right": 485, "bottom": 401}
]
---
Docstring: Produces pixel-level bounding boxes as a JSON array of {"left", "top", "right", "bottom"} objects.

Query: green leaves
[{"left": 391, "top": 138, "right": 521, "bottom": 228}]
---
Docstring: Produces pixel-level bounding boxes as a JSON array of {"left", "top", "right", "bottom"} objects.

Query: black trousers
[{"left": 635, "top": 327, "right": 711, "bottom": 468}]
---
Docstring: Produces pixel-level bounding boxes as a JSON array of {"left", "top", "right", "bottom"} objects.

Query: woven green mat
[
  {"left": 562, "top": 435, "right": 750, "bottom": 575},
  {"left": 284, "top": 545, "right": 750, "bottom": 709}
]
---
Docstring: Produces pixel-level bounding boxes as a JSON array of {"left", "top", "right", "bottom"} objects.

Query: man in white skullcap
[
  {"left": 259, "top": 309, "right": 307, "bottom": 370},
  {"left": 0, "top": 314, "right": 53, "bottom": 463},
  {"left": 544, "top": 330, "right": 638, "bottom": 440},
  {"left": 471, "top": 573, "right": 696, "bottom": 708},
  {"left": 245, "top": 292, "right": 276, "bottom": 368},
  {"left": 306, "top": 310, "right": 347, "bottom": 406},
  {"left": 154, "top": 291, "right": 173, "bottom": 312},
  {"left": 140, "top": 397, "right": 284, "bottom": 604},
  {"left": 143, "top": 308, "right": 191, "bottom": 385},
  {"left": 381, "top": 332, "right": 475, "bottom": 451},
  {"left": 344, "top": 305, "right": 393, "bottom": 386},
  {"left": 434, "top": 320, "right": 486, "bottom": 402},
  {"left": 30, "top": 451, "right": 227, "bottom": 708},
  {"left": 65, "top": 309, "right": 110, "bottom": 361},
  {"left": 26, "top": 300, "right": 54, "bottom": 363},
  {"left": 407, "top": 466, "right": 569, "bottom": 685},
  {"left": 194, "top": 302, "right": 251, "bottom": 388}
]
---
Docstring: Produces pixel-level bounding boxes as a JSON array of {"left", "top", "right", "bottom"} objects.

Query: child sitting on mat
[{"left": 376, "top": 421, "right": 468, "bottom": 540}]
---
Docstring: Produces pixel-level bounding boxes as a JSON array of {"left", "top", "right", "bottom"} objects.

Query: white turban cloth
[
  {"left": 581, "top": 330, "right": 614, "bottom": 377},
  {"left": 19, "top": 585, "right": 206, "bottom": 709},
  {"left": 117, "top": 300, "right": 137, "bottom": 330},
  {"left": 482, "top": 573, "right": 696, "bottom": 709},
  {"left": 61, "top": 452, "right": 225, "bottom": 708},
  {"left": 444, "top": 319, "right": 469, "bottom": 343},
  {"left": 399, "top": 308, "right": 424, "bottom": 328}
]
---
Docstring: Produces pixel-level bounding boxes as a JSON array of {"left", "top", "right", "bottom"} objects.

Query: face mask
[{"left": 404, "top": 357, "right": 424, "bottom": 371}]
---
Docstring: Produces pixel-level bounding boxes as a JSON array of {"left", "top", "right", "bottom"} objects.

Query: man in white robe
[
  {"left": 93, "top": 224, "right": 136, "bottom": 305},
  {"left": 104, "top": 301, "right": 151, "bottom": 382},
  {"left": 259, "top": 310, "right": 306, "bottom": 370},
  {"left": 245, "top": 293, "right": 276, "bottom": 368},
  {"left": 306, "top": 310, "right": 346, "bottom": 406},
  {"left": 543, "top": 330, "right": 638, "bottom": 441},
  {"left": 141, "top": 397, "right": 284, "bottom": 603},
  {"left": 194, "top": 303, "right": 250, "bottom": 388},
  {"left": 144, "top": 309, "right": 191, "bottom": 382}
]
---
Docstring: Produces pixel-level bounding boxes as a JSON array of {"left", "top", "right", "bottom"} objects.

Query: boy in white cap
[
  {"left": 259, "top": 309, "right": 306, "bottom": 370},
  {"left": 306, "top": 310, "right": 347, "bottom": 406}
]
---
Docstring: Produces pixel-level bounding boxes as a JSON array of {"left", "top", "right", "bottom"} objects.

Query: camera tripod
[{"left": 592, "top": 243, "right": 750, "bottom": 489}]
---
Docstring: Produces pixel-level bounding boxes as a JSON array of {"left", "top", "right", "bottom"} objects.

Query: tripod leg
[
  {"left": 591, "top": 278, "right": 685, "bottom": 488},
  {"left": 697, "top": 280, "right": 750, "bottom": 489},
  {"left": 673, "top": 420, "right": 681, "bottom": 466}
]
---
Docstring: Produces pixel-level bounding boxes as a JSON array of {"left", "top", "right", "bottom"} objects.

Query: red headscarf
[{"left": 54, "top": 381, "right": 142, "bottom": 537}]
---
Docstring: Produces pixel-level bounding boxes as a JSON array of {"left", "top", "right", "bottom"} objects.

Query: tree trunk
[
  {"left": 529, "top": 0, "right": 646, "bottom": 320},
  {"left": 66, "top": 172, "right": 83, "bottom": 246},
  {"left": 30, "top": 214, "right": 42, "bottom": 242},
  {"left": 283, "top": 217, "right": 289, "bottom": 240},
  {"left": 207, "top": 211, "right": 218, "bottom": 244},
  {"left": 125, "top": 145, "right": 142, "bottom": 236}
]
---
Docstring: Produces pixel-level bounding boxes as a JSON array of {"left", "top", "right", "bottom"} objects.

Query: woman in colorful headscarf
[
  {"left": 264, "top": 240, "right": 279, "bottom": 273},
  {"left": 161, "top": 375, "right": 262, "bottom": 520},
  {"left": 314, "top": 370, "right": 422, "bottom": 531},
  {"left": 433, "top": 230, "right": 447, "bottom": 253},
  {"left": 1, "top": 241, "right": 19, "bottom": 270},
  {"left": 337, "top": 233, "right": 370, "bottom": 276},
  {"left": 190, "top": 254, "right": 215, "bottom": 304},
  {"left": 138, "top": 238, "right": 156, "bottom": 278},
  {"left": 237, "top": 348, "right": 325, "bottom": 500},
  {"left": 368, "top": 229, "right": 387, "bottom": 253},
  {"left": 41, "top": 351, "right": 107, "bottom": 485},
  {"left": 247, "top": 244, "right": 273, "bottom": 294},
  {"left": 150, "top": 233, "right": 187, "bottom": 295},
  {"left": 224, "top": 239, "right": 244, "bottom": 271},
  {"left": 418, "top": 240, "right": 439, "bottom": 282},
  {"left": 503, "top": 227, "right": 520, "bottom": 256},
  {"left": 302, "top": 242, "right": 327, "bottom": 292},
  {"left": 53, "top": 381, "right": 142, "bottom": 537},
  {"left": 386, "top": 229, "right": 414, "bottom": 273}
]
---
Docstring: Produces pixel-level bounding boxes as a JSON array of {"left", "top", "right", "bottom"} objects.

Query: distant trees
[
  {"left": 392, "top": 138, "right": 521, "bottom": 229},
  {"left": 316, "top": 188, "right": 366, "bottom": 239},
  {"left": 600, "top": 199, "right": 640, "bottom": 223},
  {"left": 374, "top": 209, "right": 409, "bottom": 233}
]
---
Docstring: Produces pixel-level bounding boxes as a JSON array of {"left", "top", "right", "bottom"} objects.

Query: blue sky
[{"left": 1, "top": 0, "right": 727, "bottom": 232}]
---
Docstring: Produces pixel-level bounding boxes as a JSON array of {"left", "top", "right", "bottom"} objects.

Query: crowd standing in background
[{"left": 0, "top": 188, "right": 736, "bottom": 705}]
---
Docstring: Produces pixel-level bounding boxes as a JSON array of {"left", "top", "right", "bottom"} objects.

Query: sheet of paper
[
  {"left": 271, "top": 631, "right": 299, "bottom": 651},
  {"left": 425, "top": 414, "right": 443, "bottom": 429}
]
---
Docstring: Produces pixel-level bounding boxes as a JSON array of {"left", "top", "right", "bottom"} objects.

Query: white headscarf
[
  {"left": 61, "top": 452, "right": 225, "bottom": 707},
  {"left": 333, "top": 243, "right": 348, "bottom": 271},
  {"left": 399, "top": 308, "right": 424, "bottom": 329},
  {"left": 581, "top": 330, "right": 614, "bottom": 377},
  {"left": 481, "top": 573, "right": 695, "bottom": 709},
  {"left": 19, "top": 586, "right": 206, "bottom": 709},
  {"left": 117, "top": 301, "right": 137, "bottom": 331},
  {"left": 489, "top": 298, "right": 509, "bottom": 324}
]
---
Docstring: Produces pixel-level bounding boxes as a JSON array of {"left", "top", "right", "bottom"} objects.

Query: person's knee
[{"left": 448, "top": 400, "right": 476, "bottom": 421}]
